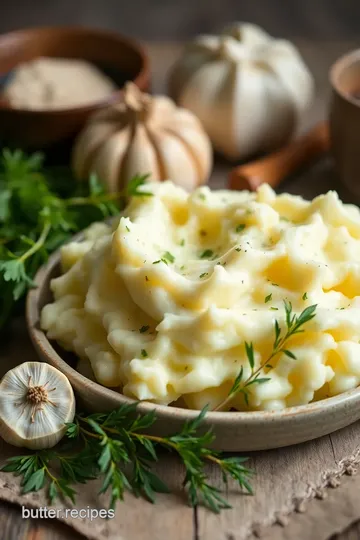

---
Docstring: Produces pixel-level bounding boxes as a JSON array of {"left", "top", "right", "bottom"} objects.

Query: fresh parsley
[
  {"left": 162, "top": 251, "right": 175, "bottom": 263},
  {"left": 200, "top": 249, "right": 214, "bottom": 259},
  {"left": 0, "top": 150, "right": 152, "bottom": 331},
  {"left": 139, "top": 325, "right": 150, "bottom": 333}
]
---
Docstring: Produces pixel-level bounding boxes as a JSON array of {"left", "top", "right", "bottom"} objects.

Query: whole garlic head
[
  {"left": 0, "top": 362, "right": 75, "bottom": 450},
  {"left": 168, "top": 22, "right": 314, "bottom": 161},
  {"left": 72, "top": 82, "right": 213, "bottom": 192}
]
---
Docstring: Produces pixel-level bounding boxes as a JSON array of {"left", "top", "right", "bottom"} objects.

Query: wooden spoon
[{"left": 229, "top": 122, "right": 330, "bottom": 191}]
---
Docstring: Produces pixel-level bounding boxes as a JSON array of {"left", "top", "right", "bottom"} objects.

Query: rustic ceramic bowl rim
[
  {"left": 0, "top": 25, "right": 150, "bottom": 115},
  {"left": 26, "top": 230, "right": 360, "bottom": 425},
  {"left": 330, "top": 47, "right": 360, "bottom": 107}
]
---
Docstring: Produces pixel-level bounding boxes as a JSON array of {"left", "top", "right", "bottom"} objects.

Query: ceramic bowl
[
  {"left": 0, "top": 26, "right": 150, "bottom": 149},
  {"left": 330, "top": 48, "right": 360, "bottom": 200},
  {"left": 26, "top": 237, "right": 360, "bottom": 452}
]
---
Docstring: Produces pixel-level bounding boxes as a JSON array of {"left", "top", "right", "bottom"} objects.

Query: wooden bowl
[
  {"left": 329, "top": 48, "right": 360, "bottom": 200},
  {"left": 0, "top": 26, "right": 150, "bottom": 149},
  {"left": 26, "top": 235, "right": 360, "bottom": 451}
]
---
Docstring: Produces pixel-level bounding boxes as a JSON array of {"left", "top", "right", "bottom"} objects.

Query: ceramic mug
[{"left": 330, "top": 49, "right": 360, "bottom": 199}]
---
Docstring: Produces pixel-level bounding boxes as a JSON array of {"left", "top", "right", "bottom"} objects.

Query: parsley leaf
[
  {"left": 126, "top": 174, "right": 152, "bottom": 197},
  {"left": 0, "top": 149, "right": 155, "bottom": 331},
  {"left": 162, "top": 251, "right": 175, "bottom": 263},
  {"left": 200, "top": 249, "right": 214, "bottom": 259}
]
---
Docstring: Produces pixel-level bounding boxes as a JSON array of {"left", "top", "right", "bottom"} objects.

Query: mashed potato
[{"left": 41, "top": 181, "right": 360, "bottom": 411}]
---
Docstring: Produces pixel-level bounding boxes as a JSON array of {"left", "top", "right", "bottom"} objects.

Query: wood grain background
[{"left": 0, "top": 0, "right": 359, "bottom": 41}]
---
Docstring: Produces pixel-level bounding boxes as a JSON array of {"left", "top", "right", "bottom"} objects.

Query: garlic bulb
[
  {"left": 0, "top": 362, "right": 75, "bottom": 450},
  {"left": 72, "top": 82, "right": 213, "bottom": 192},
  {"left": 168, "top": 22, "right": 314, "bottom": 161}
]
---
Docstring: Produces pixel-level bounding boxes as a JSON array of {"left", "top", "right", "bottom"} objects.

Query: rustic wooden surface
[{"left": 1, "top": 40, "right": 360, "bottom": 540}]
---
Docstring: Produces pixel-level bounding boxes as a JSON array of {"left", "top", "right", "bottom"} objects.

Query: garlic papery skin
[
  {"left": 0, "top": 362, "right": 75, "bottom": 450},
  {"left": 72, "top": 82, "right": 213, "bottom": 192},
  {"left": 168, "top": 22, "right": 314, "bottom": 161}
]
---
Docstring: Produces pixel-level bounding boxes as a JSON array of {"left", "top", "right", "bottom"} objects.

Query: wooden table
[{"left": 2, "top": 40, "right": 360, "bottom": 540}]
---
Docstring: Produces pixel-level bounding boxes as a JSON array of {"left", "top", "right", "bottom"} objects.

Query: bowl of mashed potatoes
[{"left": 27, "top": 181, "right": 360, "bottom": 450}]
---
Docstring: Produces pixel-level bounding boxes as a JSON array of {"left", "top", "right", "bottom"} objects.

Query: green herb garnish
[
  {"left": 139, "top": 325, "right": 150, "bottom": 333},
  {"left": 199, "top": 272, "right": 208, "bottom": 278},
  {"left": 126, "top": 174, "right": 153, "bottom": 197},
  {"left": 2, "top": 404, "right": 253, "bottom": 513},
  {"left": 200, "top": 249, "right": 214, "bottom": 259},
  {"left": 0, "top": 151, "right": 154, "bottom": 331},
  {"left": 265, "top": 293, "right": 272, "bottom": 303},
  {"left": 214, "top": 301, "right": 317, "bottom": 410},
  {"left": 163, "top": 251, "right": 175, "bottom": 263},
  {"left": 302, "top": 292, "right": 308, "bottom": 300},
  {"left": 153, "top": 259, "right": 168, "bottom": 265},
  {"left": 141, "top": 349, "right": 148, "bottom": 358},
  {"left": 236, "top": 224, "right": 245, "bottom": 233}
]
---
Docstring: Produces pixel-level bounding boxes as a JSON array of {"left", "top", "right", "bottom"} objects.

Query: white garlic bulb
[
  {"left": 168, "top": 22, "right": 314, "bottom": 161},
  {"left": 0, "top": 362, "right": 75, "bottom": 450},
  {"left": 72, "top": 82, "right": 213, "bottom": 192}
]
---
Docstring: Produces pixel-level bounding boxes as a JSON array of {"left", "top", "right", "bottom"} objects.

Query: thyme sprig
[
  {"left": 214, "top": 301, "right": 317, "bottom": 411},
  {"left": 2, "top": 404, "right": 253, "bottom": 513}
]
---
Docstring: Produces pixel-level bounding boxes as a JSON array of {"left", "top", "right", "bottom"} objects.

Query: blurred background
[{"left": 0, "top": 0, "right": 359, "bottom": 40}]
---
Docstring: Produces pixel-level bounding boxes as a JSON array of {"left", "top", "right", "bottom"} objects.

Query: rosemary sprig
[
  {"left": 0, "top": 148, "right": 152, "bottom": 330},
  {"left": 214, "top": 301, "right": 317, "bottom": 411},
  {"left": 2, "top": 404, "right": 254, "bottom": 513}
]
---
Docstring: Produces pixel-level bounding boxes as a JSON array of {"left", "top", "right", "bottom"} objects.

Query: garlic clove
[
  {"left": 146, "top": 127, "right": 197, "bottom": 190},
  {"left": 91, "top": 128, "right": 132, "bottom": 192},
  {"left": 0, "top": 362, "right": 75, "bottom": 450},
  {"left": 263, "top": 40, "right": 314, "bottom": 114},
  {"left": 121, "top": 124, "right": 161, "bottom": 185},
  {"left": 223, "top": 22, "right": 271, "bottom": 46},
  {"left": 168, "top": 44, "right": 213, "bottom": 102},
  {"left": 72, "top": 120, "right": 120, "bottom": 180},
  {"left": 148, "top": 95, "right": 176, "bottom": 120},
  {"left": 179, "top": 60, "right": 237, "bottom": 159},
  {"left": 165, "top": 114, "right": 213, "bottom": 184}
]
